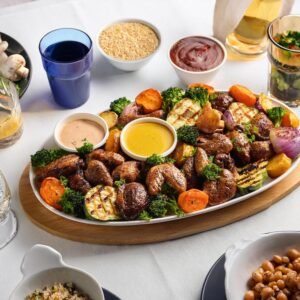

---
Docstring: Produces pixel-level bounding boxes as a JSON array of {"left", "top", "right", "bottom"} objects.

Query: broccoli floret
[
  {"left": 59, "top": 187, "right": 85, "bottom": 218},
  {"left": 76, "top": 139, "right": 93, "bottom": 155},
  {"left": 31, "top": 148, "right": 68, "bottom": 168},
  {"left": 267, "top": 107, "right": 286, "bottom": 127},
  {"left": 202, "top": 163, "right": 222, "bottom": 181},
  {"left": 177, "top": 125, "right": 199, "bottom": 146},
  {"left": 161, "top": 87, "right": 185, "bottom": 113},
  {"left": 146, "top": 154, "right": 175, "bottom": 166},
  {"left": 110, "top": 97, "right": 131, "bottom": 115},
  {"left": 186, "top": 87, "right": 210, "bottom": 107},
  {"left": 138, "top": 210, "right": 152, "bottom": 220}
]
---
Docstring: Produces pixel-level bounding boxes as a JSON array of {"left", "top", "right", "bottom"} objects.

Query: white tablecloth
[{"left": 0, "top": 0, "right": 299, "bottom": 299}]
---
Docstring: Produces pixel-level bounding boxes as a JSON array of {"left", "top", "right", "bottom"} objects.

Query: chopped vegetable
[
  {"left": 185, "top": 86, "right": 210, "bottom": 108},
  {"left": 84, "top": 185, "right": 119, "bottom": 221},
  {"left": 237, "top": 160, "right": 268, "bottom": 195},
  {"left": 146, "top": 154, "right": 175, "bottom": 166},
  {"left": 270, "top": 127, "right": 300, "bottom": 159},
  {"left": 135, "top": 88, "right": 162, "bottom": 113},
  {"left": 76, "top": 139, "right": 93, "bottom": 155},
  {"left": 105, "top": 128, "right": 121, "bottom": 152},
  {"left": 99, "top": 111, "right": 118, "bottom": 129},
  {"left": 177, "top": 125, "right": 199, "bottom": 146},
  {"left": 59, "top": 187, "right": 85, "bottom": 218},
  {"left": 31, "top": 148, "right": 67, "bottom": 168},
  {"left": 202, "top": 163, "right": 222, "bottom": 181},
  {"left": 267, "top": 153, "right": 292, "bottom": 178},
  {"left": 223, "top": 110, "right": 236, "bottom": 130},
  {"left": 255, "top": 94, "right": 274, "bottom": 112},
  {"left": 172, "top": 142, "right": 196, "bottom": 166},
  {"left": 275, "top": 30, "right": 300, "bottom": 49},
  {"left": 114, "top": 178, "right": 126, "bottom": 188},
  {"left": 229, "top": 84, "right": 257, "bottom": 107},
  {"left": 178, "top": 189, "right": 209, "bottom": 213},
  {"left": 110, "top": 97, "right": 131, "bottom": 115},
  {"left": 188, "top": 83, "right": 215, "bottom": 94},
  {"left": 266, "top": 107, "right": 286, "bottom": 127},
  {"left": 281, "top": 111, "right": 300, "bottom": 128},
  {"left": 40, "top": 177, "right": 65, "bottom": 210},
  {"left": 228, "top": 102, "right": 258, "bottom": 125},
  {"left": 161, "top": 87, "right": 185, "bottom": 113}
]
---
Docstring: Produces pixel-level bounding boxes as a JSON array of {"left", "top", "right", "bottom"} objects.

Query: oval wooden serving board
[{"left": 19, "top": 164, "right": 300, "bottom": 245}]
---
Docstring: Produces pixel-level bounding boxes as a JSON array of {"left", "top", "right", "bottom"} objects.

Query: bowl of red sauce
[{"left": 168, "top": 35, "right": 227, "bottom": 85}]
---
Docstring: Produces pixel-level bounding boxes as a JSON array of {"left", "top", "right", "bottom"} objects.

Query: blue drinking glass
[{"left": 39, "top": 28, "right": 93, "bottom": 108}]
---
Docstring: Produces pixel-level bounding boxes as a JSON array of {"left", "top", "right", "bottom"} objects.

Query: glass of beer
[
  {"left": 226, "top": 0, "right": 282, "bottom": 55},
  {"left": 0, "top": 76, "right": 23, "bottom": 148}
]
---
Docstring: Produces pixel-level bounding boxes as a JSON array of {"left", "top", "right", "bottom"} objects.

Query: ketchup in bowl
[{"left": 170, "top": 36, "right": 225, "bottom": 72}]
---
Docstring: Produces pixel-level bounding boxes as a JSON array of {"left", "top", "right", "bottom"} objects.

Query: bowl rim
[
  {"left": 168, "top": 35, "right": 227, "bottom": 74},
  {"left": 120, "top": 117, "right": 177, "bottom": 161},
  {"left": 96, "top": 18, "right": 161, "bottom": 64},
  {"left": 54, "top": 112, "right": 109, "bottom": 152}
]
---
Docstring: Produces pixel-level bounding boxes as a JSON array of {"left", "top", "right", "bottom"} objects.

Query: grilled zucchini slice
[
  {"left": 228, "top": 102, "right": 258, "bottom": 125},
  {"left": 167, "top": 98, "right": 201, "bottom": 129},
  {"left": 237, "top": 160, "right": 268, "bottom": 195},
  {"left": 84, "top": 185, "right": 120, "bottom": 221}
]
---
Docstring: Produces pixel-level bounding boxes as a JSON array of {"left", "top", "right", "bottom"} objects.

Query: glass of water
[{"left": 0, "top": 170, "right": 17, "bottom": 248}]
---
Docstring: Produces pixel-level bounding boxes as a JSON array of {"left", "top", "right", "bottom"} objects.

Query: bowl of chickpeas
[{"left": 224, "top": 231, "right": 300, "bottom": 300}]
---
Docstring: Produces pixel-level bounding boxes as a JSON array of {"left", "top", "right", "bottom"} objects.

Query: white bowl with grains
[
  {"left": 97, "top": 18, "right": 161, "bottom": 71},
  {"left": 9, "top": 244, "right": 104, "bottom": 300},
  {"left": 224, "top": 231, "right": 300, "bottom": 300}
]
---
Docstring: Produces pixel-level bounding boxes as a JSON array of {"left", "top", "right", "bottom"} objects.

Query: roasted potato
[
  {"left": 267, "top": 153, "right": 292, "bottom": 178},
  {"left": 99, "top": 111, "right": 118, "bottom": 129},
  {"left": 172, "top": 142, "right": 195, "bottom": 166},
  {"left": 105, "top": 128, "right": 121, "bottom": 152}
]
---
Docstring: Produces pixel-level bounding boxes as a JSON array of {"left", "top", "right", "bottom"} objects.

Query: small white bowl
[
  {"left": 97, "top": 18, "right": 161, "bottom": 71},
  {"left": 168, "top": 35, "right": 227, "bottom": 85},
  {"left": 224, "top": 231, "right": 300, "bottom": 300},
  {"left": 120, "top": 117, "right": 177, "bottom": 161},
  {"left": 54, "top": 112, "right": 109, "bottom": 152},
  {"left": 9, "top": 244, "right": 104, "bottom": 300}
]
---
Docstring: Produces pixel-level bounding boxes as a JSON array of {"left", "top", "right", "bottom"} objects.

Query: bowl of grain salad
[
  {"left": 9, "top": 244, "right": 104, "bottom": 300},
  {"left": 97, "top": 18, "right": 161, "bottom": 71}
]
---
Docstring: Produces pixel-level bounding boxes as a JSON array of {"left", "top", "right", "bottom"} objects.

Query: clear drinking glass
[
  {"left": 0, "top": 76, "right": 23, "bottom": 148},
  {"left": 267, "top": 15, "right": 300, "bottom": 107},
  {"left": 0, "top": 170, "right": 17, "bottom": 248}
]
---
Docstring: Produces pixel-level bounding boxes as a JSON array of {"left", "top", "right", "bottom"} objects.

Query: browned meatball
[
  {"left": 86, "top": 149, "right": 125, "bottom": 167},
  {"left": 112, "top": 161, "right": 141, "bottom": 182},
  {"left": 116, "top": 182, "right": 148, "bottom": 220},
  {"left": 214, "top": 153, "right": 238, "bottom": 177},
  {"left": 211, "top": 93, "right": 234, "bottom": 113},
  {"left": 197, "top": 133, "right": 233, "bottom": 155},
  {"left": 250, "top": 141, "right": 274, "bottom": 162},
  {"left": 227, "top": 130, "right": 251, "bottom": 165},
  {"left": 182, "top": 157, "right": 199, "bottom": 190},
  {"left": 251, "top": 112, "right": 274, "bottom": 140},
  {"left": 68, "top": 173, "right": 91, "bottom": 195},
  {"left": 203, "top": 169, "right": 237, "bottom": 206},
  {"left": 84, "top": 160, "right": 113, "bottom": 186}
]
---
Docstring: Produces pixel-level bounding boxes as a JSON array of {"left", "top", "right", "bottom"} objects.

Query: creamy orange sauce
[
  {"left": 59, "top": 119, "right": 105, "bottom": 149},
  {"left": 124, "top": 122, "right": 174, "bottom": 156}
]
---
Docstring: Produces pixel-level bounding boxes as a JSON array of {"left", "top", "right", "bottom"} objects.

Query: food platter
[{"left": 28, "top": 88, "right": 300, "bottom": 227}]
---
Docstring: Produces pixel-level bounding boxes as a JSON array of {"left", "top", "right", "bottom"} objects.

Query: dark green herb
[
  {"left": 59, "top": 188, "right": 85, "bottom": 218},
  {"left": 110, "top": 97, "right": 131, "bottom": 115},
  {"left": 267, "top": 107, "right": 286, "bottom": 127},
  {"left": 202, "top": 163, "right": 222, "bottom": 181},
  {"left": 276, "top": 31, "right": 300, "bottom": 49},
  {"left": 242, "top": 122, "right": 256, "bottom": 143},
  {"left": 138, "top": 210, "right": 152, "bottom": 220},
  {"left": 161, "top": 87, "right": 185, "bottom": 113},
  {"left": 76, "top": 139, "right": 93, "bottom": 155},
  {"left": 59, "top": 176, "right": 69, "bottom": 187},
  {"left": 185, "top": 87, "right": 210, "bottom": 107},
  {"left": 31, "top": 148, "right": 67, "bottom": 167},
  {"left": 176, "top": 125, "right": 199, "bottom": 146},
  {"left": 114, "top": 179, "right": 126, "bottom": 188},
  {"left": 145, "top": 154, "right": 175, "bottom": 166}
]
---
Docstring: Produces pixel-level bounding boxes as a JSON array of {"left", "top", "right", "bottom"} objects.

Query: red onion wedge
[
  {"left": 223, "top": 110, "right": 236, "bottom": 130},
  {"left": 270, "top": 127, "right": 300, "bottom": 159}
]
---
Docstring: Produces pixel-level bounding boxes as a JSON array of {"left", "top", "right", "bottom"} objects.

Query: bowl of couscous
[{"left": 97, "top": 18, "right": 161, "bottom": 71}]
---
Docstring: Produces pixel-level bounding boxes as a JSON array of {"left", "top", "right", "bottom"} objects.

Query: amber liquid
[{"left": 226, "top": 0, "right": 282, "bottom": 55}]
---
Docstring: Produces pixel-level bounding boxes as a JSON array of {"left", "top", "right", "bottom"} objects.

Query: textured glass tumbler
[
  {"left": 0, "top": 170, "right": 17, "bottom": 249},
  {"left": 39, "top": 28, "right": 93, "bottom": 109}
]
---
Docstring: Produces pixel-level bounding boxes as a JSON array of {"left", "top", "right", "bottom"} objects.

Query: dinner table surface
[{"left": 0, "top": 0, "right": 300, "bottom": 299}]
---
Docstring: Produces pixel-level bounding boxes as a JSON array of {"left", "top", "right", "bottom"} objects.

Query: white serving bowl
[
  {"left": 54, "top": 112, "right": 109, "bottom": 152},
  {"left": 120, "top": 117, "right": 177, "bottom": 161},
  {"left": 168, "top": 35, "right": 227, "bottom": 85},
  {"left": 224, "top": 231, "right": 300, "bottom": 300},
  {"left": 97, "top": 18, "right": 161, "bottom": 71},
  {"left": 9, "top": 244, "right": 104, "bottom": 300}
]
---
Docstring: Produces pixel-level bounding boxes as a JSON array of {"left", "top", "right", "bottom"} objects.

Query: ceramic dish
[
  {"left": 29, "top": 94, "right": 300, "bottom": 226},
  {"left": 0, "top": 32, "right": 32, "bottom": 98},
  {"left": 97, "top": 18, "right": 161, "bottom": 71},
  {"left": 9, "top": 244, "right": 104, "bottom": 300},
  {"left": 224, "top": 231, "right": 300, "bottom": 300}
]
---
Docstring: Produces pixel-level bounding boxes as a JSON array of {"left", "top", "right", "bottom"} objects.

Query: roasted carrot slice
[
  {"left": 178, "top": 189, "right": 209, "bottom": 213},
  {"left": 135, "top": 88, "right": 162, "bottom": 113},
  {"left": 40, "top": 177, "right": 65, "bottom": 210},
  {"left": 229, "top": 84, "right": 257, "bottom": 107},
  {"left": 188, "top": 83, "right": 215, "bottom": 94},
  {"left": 281, "top": 111, "right": 300, "bottom": 128}
]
